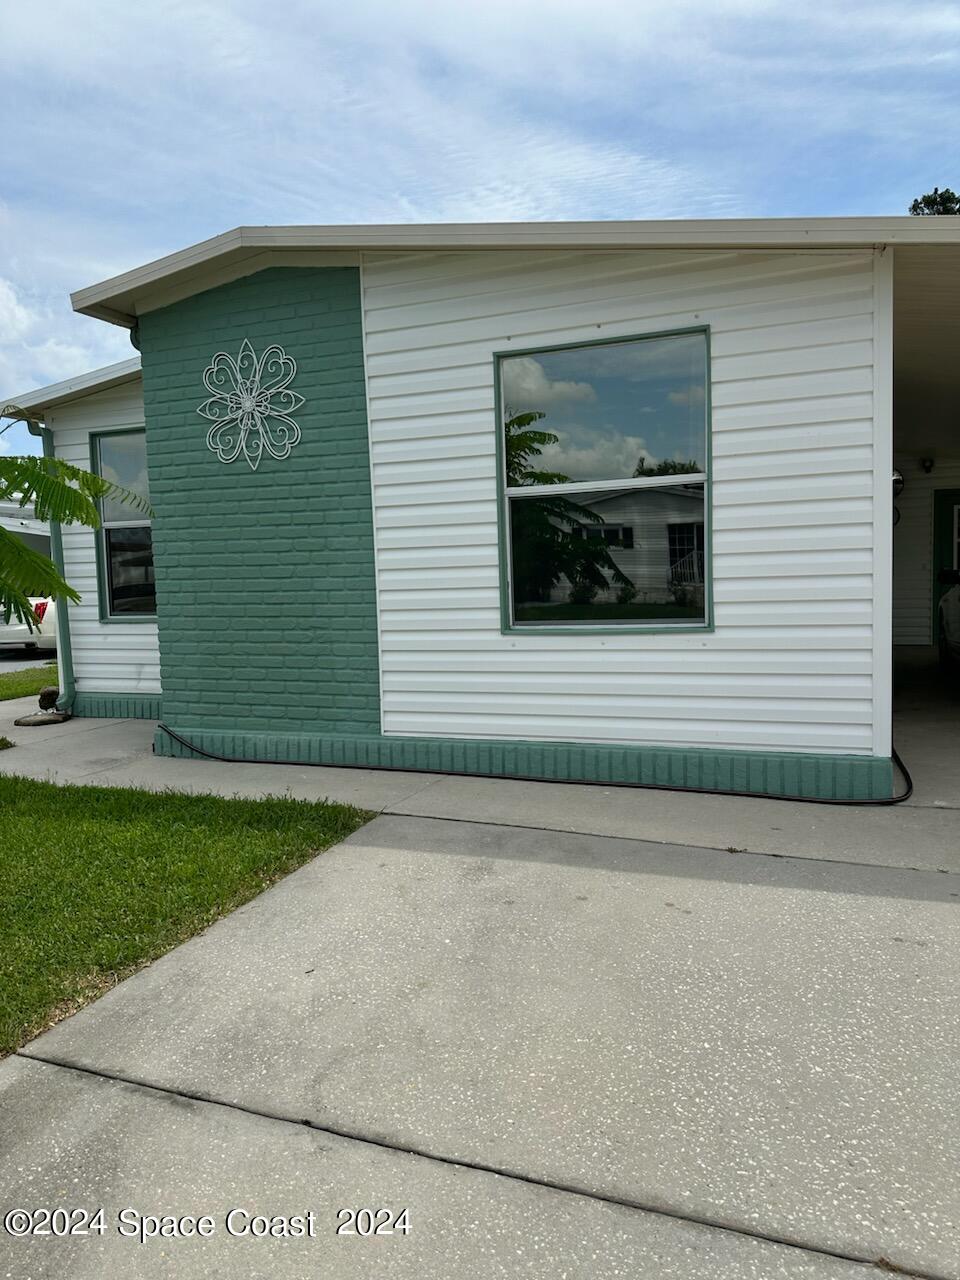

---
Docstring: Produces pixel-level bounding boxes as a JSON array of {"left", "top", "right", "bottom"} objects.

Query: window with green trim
[
  {"left": 499, "top": 330, "right": 709, "bottom": 628},
  {"left": 93, "top": 430, "right": 156, "bottom": 617}
]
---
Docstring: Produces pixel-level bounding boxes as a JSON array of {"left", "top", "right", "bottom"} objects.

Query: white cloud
[
  {"left": 0, "top": 0, "right": 956, "bottom": 435},
  {"left": 0, "top": 279, "right": 34, "bottom": 341},
  {"left": 0, "top": 275, "right": 130, "bottom": 448},
  {"left": 502, "top": 357, "right": 596, "bottom": 411},
  {"left": 539, "top": 431, "right": 659, "bottom": 482},
  {"left": 668, "top": 384, "right": 707, "bottom": 407}
]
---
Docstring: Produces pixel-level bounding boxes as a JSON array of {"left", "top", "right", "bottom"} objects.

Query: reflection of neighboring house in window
[
  {"left": 550, "top": 486, "right": 705, "bottom": 606},
  {"left": 0, "top": 499, "right": 50, "bottom": 557}
]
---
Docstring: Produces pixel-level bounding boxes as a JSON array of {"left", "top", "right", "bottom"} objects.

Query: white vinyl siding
[
  {"left": 362, "top": 248, "right": 888, "bottom": 755},
  {"left": 46, "top": 379, "right": 161, "bottom": 695},
  {"left": 581, "top": 489, "right": 705, "bottom": 604},
  {"left": 893, "top": 456, "right": 960, "bottom": 645}
]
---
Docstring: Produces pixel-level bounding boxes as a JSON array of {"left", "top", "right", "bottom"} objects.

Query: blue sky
[
  {"left": 2, "top": 0, "right": 959, "bottom": 456},
  {"left": 502, "top": 334, "right": 708, "bottom": 481}
]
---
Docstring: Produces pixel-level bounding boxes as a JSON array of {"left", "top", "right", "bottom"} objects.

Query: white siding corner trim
[
  {"left": 362, "top": 248, "right": 887, "bottom": 757},
  {"left": 47, "top": 379, "right": 161, "bottom": 697},
  {"left": 870, "top": 249, "right": 894, "bottom": 757}
]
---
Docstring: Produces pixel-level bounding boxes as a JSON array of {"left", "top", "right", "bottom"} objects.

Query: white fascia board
[
  {"left": 1, "top": 357, "right": 142, "bottom": 421},
  {"left": 70, "top": 217, "right": 960, "bottom": 328}
]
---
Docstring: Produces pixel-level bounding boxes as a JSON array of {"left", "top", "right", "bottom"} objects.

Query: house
[
  {"left": 546, "top": 485, "right": 707, "bottom": 615},
  {"left": 0, "top": 498, "right": 49, "bottom": 558},
  {"left": 5, "top": 217, "right": 960, "bottom": 800}
]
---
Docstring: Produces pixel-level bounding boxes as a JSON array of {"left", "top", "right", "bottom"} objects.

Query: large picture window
[
  {"left": 93, "top": 430, "right": 156, "bottom": 618},
  {"left": 499, "top": 329, "right": 710, "bottom": 629}
]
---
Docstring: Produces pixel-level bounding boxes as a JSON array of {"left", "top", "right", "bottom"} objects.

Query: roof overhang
[
  {"left": 71, "top": 217, "right": 960, "bottom": 328},
  {"left": 1, "top": 357, "right": 142, "bottom": 422}
]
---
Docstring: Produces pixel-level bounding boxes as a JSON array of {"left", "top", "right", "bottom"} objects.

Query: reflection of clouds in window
[
  {"left": 538, "top": 429, "right": 660, "bottom": 481},
  {"left": 502, "top": 331, "right": 707, "bottom": 485},
  {"left": 100, "top": 436, "right": 149, "bottom": 496},
  {"left": 98, "top": 434, "right": 149, "bottom": 524},
  {"left": 102, "top": 463, "right": 149, "bottom": 495},
  {"left": 549, "top": 334, "right": 705, "bottom": 383},
  {"left": 667, "top": 384, "right": 706, "bottom": 407},
  {"left": 501, "top": 356, "right": 596, "bottom": 410}
]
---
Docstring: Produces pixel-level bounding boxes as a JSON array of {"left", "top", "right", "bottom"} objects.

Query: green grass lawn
[
  {"left": 0, "top": 662, "right": 58, "bottom": 701},
  {"left": 0, "top": 776, "right": 371, "bottom": 1054}
]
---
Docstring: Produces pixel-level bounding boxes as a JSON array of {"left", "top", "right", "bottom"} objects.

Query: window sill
[
  {"left": 501, "top": 621, "right": 715, "bottom": 637},
  {"left": 98, "top": 614, "right": 159, "bottom": 625}
]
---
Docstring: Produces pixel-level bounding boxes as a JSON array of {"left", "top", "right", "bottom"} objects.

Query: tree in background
[
  {"left": 505, "top": 410, "right": 631, "bottom": 603},
  {"left": 633, "top": 455, "right": 702, "bottom": 477},
  {"left": 909, "top": 187, "right": 960, "bottom": 216}
]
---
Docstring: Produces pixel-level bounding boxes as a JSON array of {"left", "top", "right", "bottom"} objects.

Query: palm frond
[
  {"left": 0, "top": 455, "right": 153, "bottom": 527},
  {"left": 0, "top": 526, "right": 79, "bottom": 628}
]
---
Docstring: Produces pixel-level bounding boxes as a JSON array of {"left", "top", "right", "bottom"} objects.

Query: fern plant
[{"left": 0, "top": 453, "right": 151, "bottom": 629}]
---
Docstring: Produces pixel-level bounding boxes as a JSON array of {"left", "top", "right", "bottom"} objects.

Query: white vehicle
[{"left": 0, "top": 597, "right": 58, "bottom": 652}]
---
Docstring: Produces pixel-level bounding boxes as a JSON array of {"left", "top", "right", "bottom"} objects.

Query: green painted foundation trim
[
  {"left": 153, "top": 724, "right": 895, "bottom": 801},
  {"left": 73, "top": 693, "right": 163, "bottom": 720}
]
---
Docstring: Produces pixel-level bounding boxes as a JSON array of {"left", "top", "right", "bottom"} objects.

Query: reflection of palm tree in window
[{"left": 505, "top": 410, "right": 632, "bottom": 603}]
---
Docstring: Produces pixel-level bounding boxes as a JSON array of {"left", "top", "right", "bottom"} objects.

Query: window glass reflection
[
  {"left": 99, "top": 433, "right": 150, "bottom": 524},
  {"left": 501, "top": 333, "right": 707, "bottom": 486},
  {"left": 510, "top": 485, "right": 705, "bottom": 625},
  {"left": 105, "top": 526, "right": 156, "bottom": 615}
]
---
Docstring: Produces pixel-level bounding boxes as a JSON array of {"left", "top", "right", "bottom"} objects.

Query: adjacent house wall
[
  {"left": 893, "top": 455, "right": 960, "bottom": 645},
  {"left": 46, "top": 378, "right": 161, "bottom": 704},
  {"left": 0, "top": 501, "right": 48, "bottom": 557},
  {"left": 362, "top": 248, "right": 889, "bottom": 757}
]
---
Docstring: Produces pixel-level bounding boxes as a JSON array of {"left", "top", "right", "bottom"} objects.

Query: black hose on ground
[{"left": 154, "top": 723, "right": 914, "bottom": 807}]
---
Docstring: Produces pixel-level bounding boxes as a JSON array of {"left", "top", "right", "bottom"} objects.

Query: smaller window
[
  {"left": 94, "top": 431, "right": 156, "bottom": 618},
  {"left": 576, "top": 524, "right": 634, "bottom": 549}
]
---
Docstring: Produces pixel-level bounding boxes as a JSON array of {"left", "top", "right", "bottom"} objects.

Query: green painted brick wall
[{"left": 138, "top": 267, "right": 380, "bottom": 737}]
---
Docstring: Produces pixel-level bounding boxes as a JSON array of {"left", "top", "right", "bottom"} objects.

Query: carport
[{"left": 892, "top": 244, "right": 960, "bottom": 804}]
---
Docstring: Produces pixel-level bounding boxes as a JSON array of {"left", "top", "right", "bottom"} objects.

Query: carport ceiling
[{"left": 894, "top": 246, "right": 960, "bottom": 456}]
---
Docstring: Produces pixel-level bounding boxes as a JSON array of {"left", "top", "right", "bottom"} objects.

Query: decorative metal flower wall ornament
[{"left": 198, "top": 338, "right": 305, "bottom": 471}]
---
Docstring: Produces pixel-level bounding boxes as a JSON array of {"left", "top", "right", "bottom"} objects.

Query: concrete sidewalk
[
  {"left": 5, "top": 812, "right": 959, "bottom": 1277},
  {"left": 2, "top": 700, "right": 959, "bottom": 1276},
  {"left": 1, "top": 694, "right": 958, "bottom": 872}
]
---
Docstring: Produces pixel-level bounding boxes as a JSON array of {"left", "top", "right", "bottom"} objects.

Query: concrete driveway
[{"left": 2, "top": 787, "right": 958, "bottom": 1277}]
